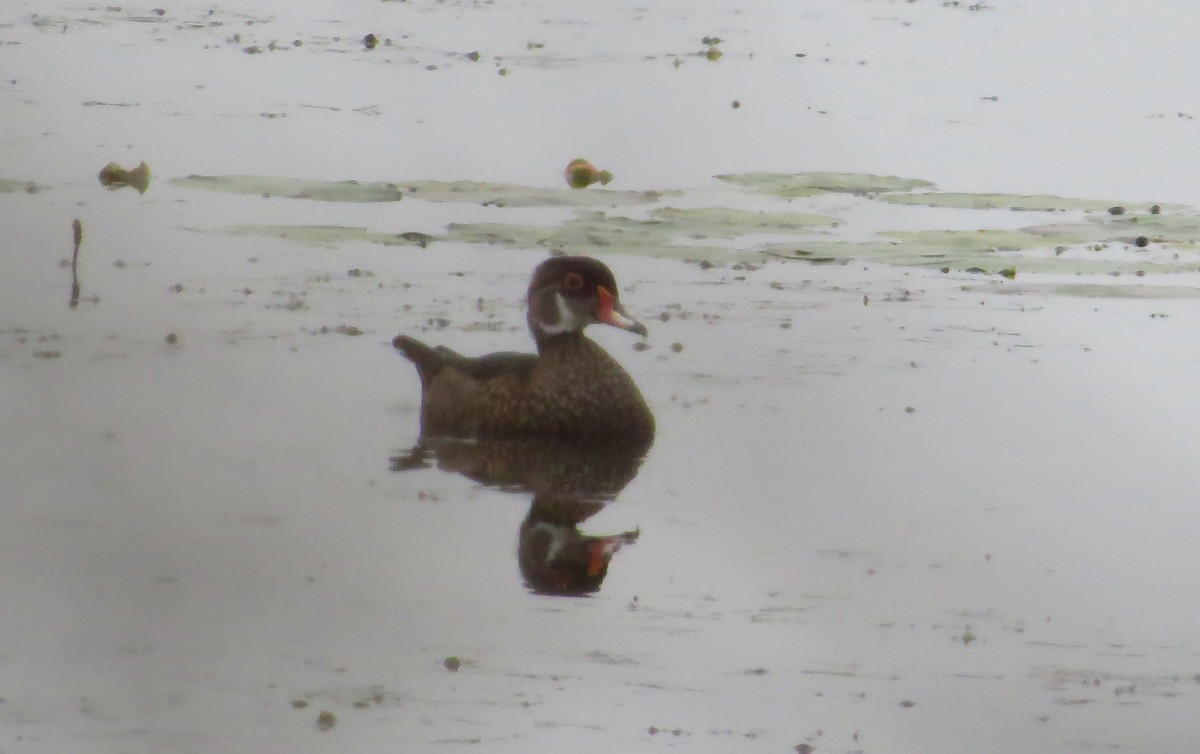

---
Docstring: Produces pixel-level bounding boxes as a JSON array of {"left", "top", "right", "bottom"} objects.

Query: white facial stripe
[
  {"left": 529, "top": 521, "right": 570, "bottom": 561},
  {"left": 535, "top": 292, "right": 583, "bottom": 335}
]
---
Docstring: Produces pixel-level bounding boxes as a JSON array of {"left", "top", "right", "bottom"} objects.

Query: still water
[{"left": 3, "top": 1, "right": 1200, "bottom": 752}]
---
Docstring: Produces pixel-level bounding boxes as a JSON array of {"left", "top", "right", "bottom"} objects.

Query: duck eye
[{"left": 562, "top": 272, "right": 584, "bottom": 292}]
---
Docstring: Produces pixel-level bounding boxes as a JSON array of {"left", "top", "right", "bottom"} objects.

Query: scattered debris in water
[
  {"left": 69, "top": 219, "right": 82, "bottom": 309},
  {"left": 0, "top": 179, "right": 44, "bottom": 194},
  {"left": 399, "top": 231, "right": 434, "bottom": 247},
  {"left": 564, "top": 158, "right": 613, "bottom": 189},
  {"left": 316, "top": 710, "right": 336, "bottom": 731},
  {"left": 317, "top": 325, "right": 363, "bottom": 336},
  {"left": 98, "top": 160, "right": 151, "bottom": 193}
]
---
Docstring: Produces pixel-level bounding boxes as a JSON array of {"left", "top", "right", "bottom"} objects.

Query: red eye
[{"left": 562, "top": 272, "right": 584, "bottom": 292}]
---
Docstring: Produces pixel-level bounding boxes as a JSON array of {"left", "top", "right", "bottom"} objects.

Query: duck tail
[{"left": 392, "top": 335, "right": 443, "bottom": 386}]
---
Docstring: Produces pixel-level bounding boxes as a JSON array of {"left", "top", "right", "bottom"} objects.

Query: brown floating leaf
[{"left": 98, "top": 161, "right": 151, "bottom": 194}]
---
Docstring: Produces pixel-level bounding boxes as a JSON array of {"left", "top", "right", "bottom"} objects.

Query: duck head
[{"left": 526, "top": 256, "right": 647, "bottom": 341}]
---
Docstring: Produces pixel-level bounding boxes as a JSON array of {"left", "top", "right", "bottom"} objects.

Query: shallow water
[{"left": 4, "top": 1, "right": 1200, "bottom": 752}]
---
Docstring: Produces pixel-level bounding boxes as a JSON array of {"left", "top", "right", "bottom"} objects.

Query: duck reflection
[
  {"left": 391, "top": 436, "right": 649, "bottom": 596},
  {"left": 519, "top": 493, "right": 639, "bottom": 595}
]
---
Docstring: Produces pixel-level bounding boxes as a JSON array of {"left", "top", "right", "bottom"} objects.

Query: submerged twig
[{"left": 69, "top": 218, "right": 82, "bottom": 309}]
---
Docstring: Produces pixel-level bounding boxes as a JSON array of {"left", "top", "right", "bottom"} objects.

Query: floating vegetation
[
  {"left": 173, "top": 174, "right": 406, "bottom": 202},
  {"left": 648, "top": 206, "right": 837, "bottom": 238},
  {"left": 177, "top": 170, "right": 1200, "bottom": 286},
  {"left": 219, "top": 224, "right": 436, "bottom": 249},
  {"left": 878, "top": 191, "right": 1172, "bottom": 213},
  {"left": 716, "top": 171, "right": 934, "bottom": 197},
  {"left": 174, "top": 174, "right": 664, "bottom": 208},
  {"left": 399, "top": 179, "right": 665, "bottom": 207},
  {"left": 0, "top": 179, "right": 42, "bottom": 194},
  {"left": 98, "top": 161, "right": 151, "bottom": 193},
  {"left": 1045, "top": 284, "right": 1200, "bottom": 299},
  {"left": 445, "top": 212, "right": 730, "bottom": 260},
  {"left": 564, "top": 158, "right": 613, "bottom": 189},
  {"left": 883, "top": 228, "right": 1084, "bottom": 252}
]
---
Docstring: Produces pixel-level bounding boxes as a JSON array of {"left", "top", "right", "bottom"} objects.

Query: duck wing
[
  {"left": 449, "top": 350, "right": 538, "bottom": 381},
  {"left": 393, "top": 334, "right": 537, "bottom": 386}
]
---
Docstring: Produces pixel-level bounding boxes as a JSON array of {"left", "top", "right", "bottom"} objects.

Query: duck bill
[{"left": 596, "top": 285, "right": 648, "bottom": 337}]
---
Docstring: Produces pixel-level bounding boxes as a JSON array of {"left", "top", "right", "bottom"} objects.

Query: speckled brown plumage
[{"left": 394, "top": 256, "right": 655, "bottom": 445}]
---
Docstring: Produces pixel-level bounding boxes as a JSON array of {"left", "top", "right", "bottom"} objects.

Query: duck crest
[{"left": 394, "top": 256, "right": 655, "bottom": 445}]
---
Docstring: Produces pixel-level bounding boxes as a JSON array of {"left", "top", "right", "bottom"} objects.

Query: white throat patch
[{"left": 534, "top": 291, "right": 585, "bottom": 335}]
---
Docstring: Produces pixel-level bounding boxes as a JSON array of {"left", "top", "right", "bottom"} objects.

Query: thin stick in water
[{"left": 69, "top": 218, "right": 82, "bottom": 309}]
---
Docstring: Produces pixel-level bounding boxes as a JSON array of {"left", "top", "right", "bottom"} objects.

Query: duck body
[{"left": 394, "top": 256, "right": 655, "bottom": 445}]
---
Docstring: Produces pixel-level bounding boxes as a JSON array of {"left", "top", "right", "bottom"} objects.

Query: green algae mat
[{"left": 170, "top": 172, "right": 1200, "bottom": 285}]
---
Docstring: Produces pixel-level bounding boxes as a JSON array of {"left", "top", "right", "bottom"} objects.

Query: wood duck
[{"left": 393, "top": 256, "right": 655, "bottom": 445}]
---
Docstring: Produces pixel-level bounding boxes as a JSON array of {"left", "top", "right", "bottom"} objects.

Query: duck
[{"left": 393, "top": 255, "right": 655, "bottom": 445}]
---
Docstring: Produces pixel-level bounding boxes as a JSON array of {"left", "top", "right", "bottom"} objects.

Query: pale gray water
[{"left": 3, "top": 1, "right": 1200, "bottom": 752}]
